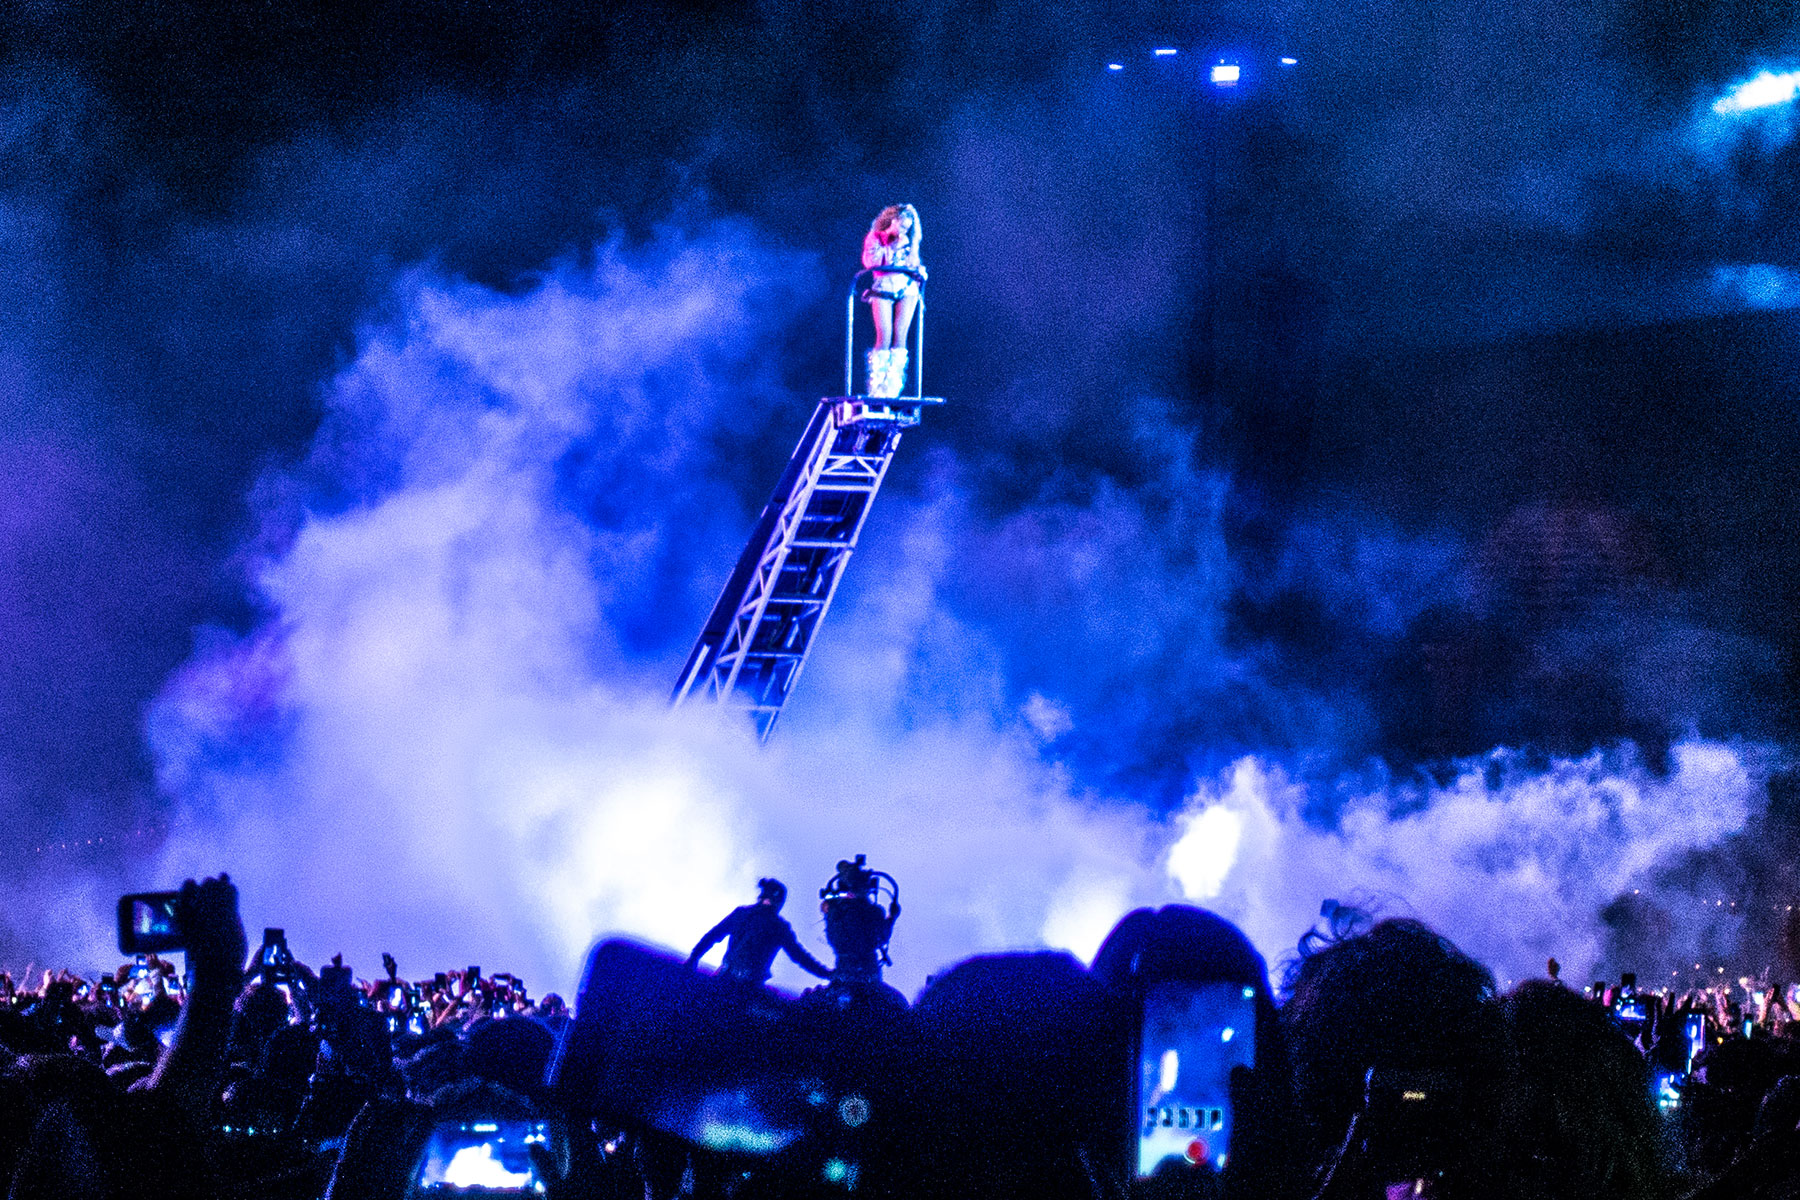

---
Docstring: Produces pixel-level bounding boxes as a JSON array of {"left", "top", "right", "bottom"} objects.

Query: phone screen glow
[
  {"left": 133, "top": 898, "right": 177, "bottom": 937},
  {"left": 413, "top": 1120, "right": 549, "bottom": 1193},
  {"left": 1137, "top": 982, "right": 1256, "bottom": 1177}
]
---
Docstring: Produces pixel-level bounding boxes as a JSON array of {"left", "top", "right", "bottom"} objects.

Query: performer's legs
[
  {"left": 891, "top": 292, "right": 920, "bottom": 351},
  {"left": 869, "top": 298, "right": 895, "bottom": 350}
]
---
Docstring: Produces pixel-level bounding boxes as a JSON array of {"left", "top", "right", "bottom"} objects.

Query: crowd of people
[{"left": 0, "top": 872, "right": 1797, "bottom": 1200}]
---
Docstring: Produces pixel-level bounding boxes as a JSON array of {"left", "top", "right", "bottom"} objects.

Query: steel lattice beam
[{"left": 671, "top": 395, "right": 941, "bottom": 740}]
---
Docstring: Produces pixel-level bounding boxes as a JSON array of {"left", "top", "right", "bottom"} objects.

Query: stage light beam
[{"left": 1713, "top": 69, "right": 1800, "bottom": 116}]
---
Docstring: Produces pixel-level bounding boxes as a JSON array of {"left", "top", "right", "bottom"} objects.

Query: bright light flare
[
  {"left": 1159, "top": 1049, "right": 1180, "bottom": 1093},
  {"left": 1713, "top": 69, "right": 1800, "bottom": 115},
  {"left": 1211, "top": 63, "right": 1241, "bottom": 86},
  {"left": 1154, "top": 47, "right": 1179, "bottom": 57},
  {"left": 1167, "top": 803, "right": 1244, "bottom": 900},
  {"left": 442, "top": 1145, "right": 533, "bottom": 1190}
]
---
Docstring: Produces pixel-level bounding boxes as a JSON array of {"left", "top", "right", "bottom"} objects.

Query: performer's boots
[
  {"left": 865, "top": 349, "right": 886, "bottom": 398},
  {"left": 864, "top": 348, "right": 912, "bottom": 399},
  {"left": 884, "top": 347, "right": 909, "bottom": 399}
]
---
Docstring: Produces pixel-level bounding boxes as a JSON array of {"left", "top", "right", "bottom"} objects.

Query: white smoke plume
[
  {"left": 142, "top": 224, "right": 1164, "bottom": 996},
  {"left": 140, "top": 219, "right": 1773, "bottom": 1000},
  {"left": 1168, "top": 745, "right": 1770, "bottom": 988}
]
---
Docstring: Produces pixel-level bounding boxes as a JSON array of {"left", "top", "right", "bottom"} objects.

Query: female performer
[{"left": 861, "top": 204, "right": 925, "bottom": 398}]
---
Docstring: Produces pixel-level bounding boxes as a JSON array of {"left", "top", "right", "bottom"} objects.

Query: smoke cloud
[
  {"left": 1170, "top": 745, "right": 1770, "bottom": 988},
  {"left": 136, "top": 218, "right": 1775, "bottom": 999},
  {"left": 5, "top": 2, "right": 1800, "bottom": 998}
]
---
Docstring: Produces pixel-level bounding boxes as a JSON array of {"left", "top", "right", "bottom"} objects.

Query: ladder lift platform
[{"left": 671, "top": 265, "right": 941, "bottom": 741}]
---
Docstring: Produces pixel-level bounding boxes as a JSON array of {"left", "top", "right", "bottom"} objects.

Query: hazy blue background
[{"left": 4, "top": 0, "right": 1799, "bottom": 993}]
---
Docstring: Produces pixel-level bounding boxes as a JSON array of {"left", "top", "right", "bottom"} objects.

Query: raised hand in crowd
[{"left": 142, "top": 873, "right": 247, "bottom": 1117}]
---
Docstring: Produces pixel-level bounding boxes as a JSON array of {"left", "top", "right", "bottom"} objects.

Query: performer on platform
[
  {"left": 686, "top": 878, "right": 831, "bottom": 987},
  {"left": 861, "top": 204, "right": 925, "bottom": 399}
]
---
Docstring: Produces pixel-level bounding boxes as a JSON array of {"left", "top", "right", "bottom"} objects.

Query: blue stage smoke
[{"left": 129, "top": 222, "right": 1774, "bottom": 997}]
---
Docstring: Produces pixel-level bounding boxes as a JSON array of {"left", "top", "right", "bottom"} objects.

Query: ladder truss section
[{"left": 671, "top": 395, "right": 939, "bottom": 740}]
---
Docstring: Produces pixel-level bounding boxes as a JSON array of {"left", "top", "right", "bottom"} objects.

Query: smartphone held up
[
  {"left": 1137, "top": 981, "right": 1257, "bottom": 1175},
  {"left": 117, "top": 891, "right": 185, "bottom": 956}
]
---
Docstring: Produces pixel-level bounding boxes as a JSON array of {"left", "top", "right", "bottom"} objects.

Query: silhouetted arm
[
  {"left": 143, "top": 875, "right": 247, "bottom": 1121},
  {"left": 686, "top": 912, "right": 735, "bottom": 969},
  {"left": 782, "top": 925, "right": 832, "bottom": 979}
]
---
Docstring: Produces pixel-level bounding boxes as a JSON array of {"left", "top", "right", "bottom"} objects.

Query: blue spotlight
[
  {"left": 1211, "top": 62, "right": 1241, "bottom": 86},
  {"left": 1108, "top": 62, "right": 1124, "bottom": 71},
  {"left": 1280, "top": 56, "right": 1298, "bottom": 66},
  {"left": 1153, "top": 47, "right": 1179, "bottom": 57},
  {"left": 1713, "top": 69, "right": 1800, "bottom": 115}
]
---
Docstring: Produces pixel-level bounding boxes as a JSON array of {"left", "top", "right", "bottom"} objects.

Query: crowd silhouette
[{"left": 1, "top": 870, "right": 1797, "bottom": 1200}]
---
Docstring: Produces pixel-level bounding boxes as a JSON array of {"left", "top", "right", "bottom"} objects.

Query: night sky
[{"left": 4, "top": 0, "right": 1800, "bottom": 989}]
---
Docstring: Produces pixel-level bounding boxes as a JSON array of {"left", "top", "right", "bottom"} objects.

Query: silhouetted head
[
  {"left": 1502, "top": 979, "right": 1673, "bottom": 1200},
  {"left": 909, "top": 952, "right": 1121, "bottom": 1200},
  {"left": 1093, "top": 905, "right": 1272, "bottom": 1001},
  {"left": 757, "top": 878, "right": 787, "bottom": 910},
  {"left": 824, "top": 897, "right": 887, "bottom": 959},
  {"left": 1281, "top": 918, "right": 1505, "bottom": 1198},
  {"left": 464, "top": 1015, "right": 556, "bottom": 1101}
]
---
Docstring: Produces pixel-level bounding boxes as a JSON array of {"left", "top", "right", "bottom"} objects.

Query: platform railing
[{"left": 844, "top": 266, "right": 927, "bottom": 400}]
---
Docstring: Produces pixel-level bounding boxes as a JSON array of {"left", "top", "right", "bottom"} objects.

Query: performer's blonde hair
[{"left": 870, "top": 204, "right": 917, "bottom": 234}]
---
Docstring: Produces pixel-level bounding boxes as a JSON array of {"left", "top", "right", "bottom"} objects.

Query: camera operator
[
  {"left": 296, "top": 954, "right": 401, "bottom": 1145},
  {"left": 226, "top": 975, "right": 292, "bottom": 1071},
  {"left": 5, "top": 875, "right": 245, "bottom": 1199},
  {"left": 140, "top": 873, "right": 248, "bottom": 1120},
  {"left": 817, "top": 856, "right": 904, "bottom": 1010}
]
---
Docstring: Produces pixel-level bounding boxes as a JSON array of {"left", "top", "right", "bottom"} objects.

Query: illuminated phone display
[
  {"left": 133, "top": 898, "right": 177, "bottom": 937},
  {"left": 413, "top": 1120, "right": 551, "bottom": 1194},
  {"left": 117, "top": 892, "right": 184, "bottom": 955},
  {"left": 1137, "top": 982, "right": 1257, "bottom": 1177},
  {"left": 1654, "top": 1071, "right": 1682, "bottom": 1114}
]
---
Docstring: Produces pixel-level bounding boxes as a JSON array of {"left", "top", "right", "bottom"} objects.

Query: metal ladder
[{"left": 671, "top": 267, "right": 943, "bottom": 740}]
